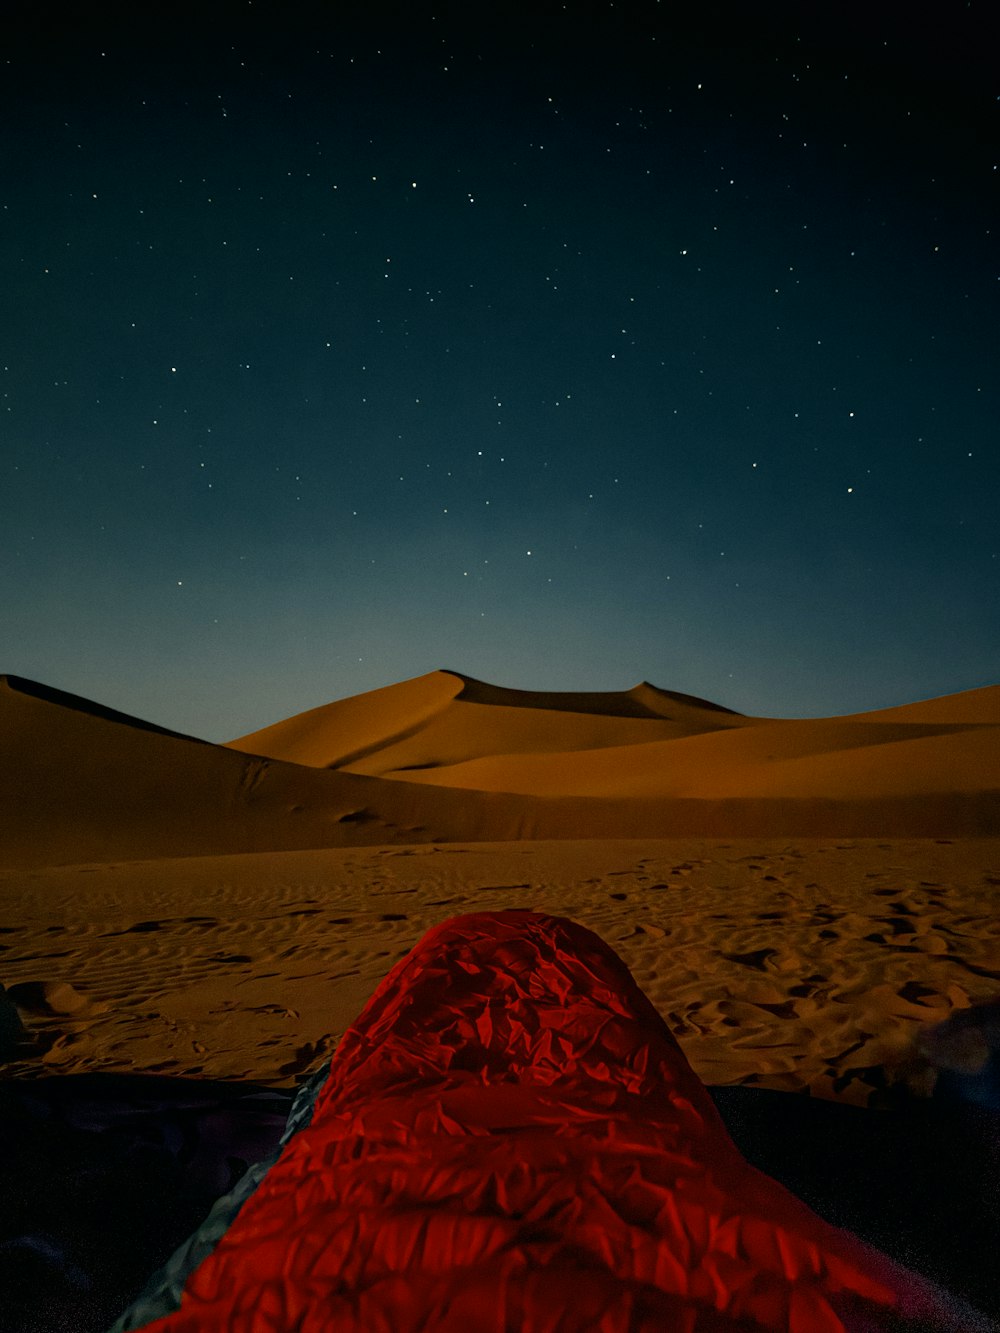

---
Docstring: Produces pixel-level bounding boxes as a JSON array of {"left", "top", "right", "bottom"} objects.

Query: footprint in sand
[
  {"left": 897, "top": 981, "right": 941, "bottom": 1007},
  {"left": 100, "top": 920, "right": 164, "bottom": 936},
  {"left": 41, "top": 1030, "right": 96, "bottom": 1065},
  {"left": 641, "top": 924, "right": 668, "bottom": 939},
  {"left": 720, "top": 948, "right": 779, "bottom": 972},
  {"left": 871, "top": 915, "right": 917, "bottom": 938}
]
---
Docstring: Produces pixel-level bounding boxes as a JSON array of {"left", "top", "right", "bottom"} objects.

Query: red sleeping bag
[{"left": 133, "top": 910, "right": 984, "bottom": 1331}]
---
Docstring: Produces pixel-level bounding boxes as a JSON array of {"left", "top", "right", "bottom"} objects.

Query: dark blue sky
[{"left": 2, "top": 2, "right": 996, "bottom": 740}]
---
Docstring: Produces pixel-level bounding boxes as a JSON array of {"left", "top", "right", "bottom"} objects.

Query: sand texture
[{"left": 2, "top": 839, "right": 998, "bottom": 1109}]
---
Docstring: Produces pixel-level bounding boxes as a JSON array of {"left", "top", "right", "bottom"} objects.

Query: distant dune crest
[
  {"left": 0, "top": 674, "right": 203, "bottom": 743},
  {"left": 225, "top": 671, "right": 999, "bottom": 804},
  {"left": 1, "top": 670, "right": 997, "bottom": 867},
  {"left": 441, "top": 670, "right": 743, "bottom": 719}
]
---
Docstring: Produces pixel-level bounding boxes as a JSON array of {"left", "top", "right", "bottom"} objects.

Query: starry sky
[{"left": 2, "top": 2, "right": 997, "bottom": 741}]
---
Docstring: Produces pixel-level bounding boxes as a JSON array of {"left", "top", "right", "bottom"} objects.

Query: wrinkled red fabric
[{"left": 135, "top": 911, "right": 974, "bottom": 1331}]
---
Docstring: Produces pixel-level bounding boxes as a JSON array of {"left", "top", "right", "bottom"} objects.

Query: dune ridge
[
  {"left": 446, "top": 671, "right": 744, "bottom": 718},
  {"left": 228, "top": 673, "right": 1000, "bottom": 795},
  {"left": 225, "top": 670, "right": 752, "bottom": 773},
  {"left": 0, "top": 675, "right": 206, "bottom": 743},
  {"left": 226, "top": 670, "right": 466, "bottom": 770},
  {"left": 1, "top": 672, "right": 997, "bottom": 871}
]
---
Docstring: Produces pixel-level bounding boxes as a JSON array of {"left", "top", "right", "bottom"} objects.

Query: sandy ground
[{"left": 3, "top": 838, "right": 998, "bottom": 1108}]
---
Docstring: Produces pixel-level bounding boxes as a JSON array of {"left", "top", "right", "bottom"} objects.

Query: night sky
[{"left": 3, "top": 3, "right": 996, "bottom": 741}]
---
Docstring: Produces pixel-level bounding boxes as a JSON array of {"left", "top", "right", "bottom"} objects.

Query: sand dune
[
  {"left": 228, "top": 671, "right": 1000, "bottom": 801},
  {"left": 387, "top": 715, "right": 998, "bottom": 799},
  {"left": 226, "top": 670, "right": 468, "bottom": 770},
  {"left": 0, "top": 674, "right": 439, "bottom": 869},
  {"left": 226, "top": 670, "right": 750, "bottom": 772},
  {"left": 234, "top": 671, "right": 1000, "bottom": 828},
  {"left": 2, "top": 672, "right": 998, "bottom": 872}
]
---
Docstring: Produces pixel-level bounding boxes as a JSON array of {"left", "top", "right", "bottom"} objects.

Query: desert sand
[
  {"left": 0, "top": 838, "right": 998, "bottom": 1110},
  {"left": 1, "top": 668, "right": 998, "bottom": 1100},
  {"left": 1, "top": 670, "right": 999, "bottom": 1325}
]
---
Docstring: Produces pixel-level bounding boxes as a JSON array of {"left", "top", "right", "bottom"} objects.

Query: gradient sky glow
[{"left": 2, "top": 2, "right": 997, "bottom": 741}]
